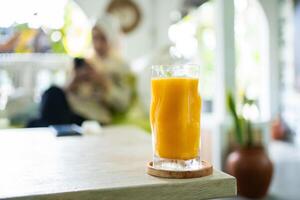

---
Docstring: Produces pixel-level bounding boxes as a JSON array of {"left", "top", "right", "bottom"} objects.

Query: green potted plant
[{"left": 225, "top": 92, "right": 273, "bottom": 198}]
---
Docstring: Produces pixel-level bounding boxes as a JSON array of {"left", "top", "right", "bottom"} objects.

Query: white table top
[{"left": 0, "top": 126, "right": 236, "bottom": 200}]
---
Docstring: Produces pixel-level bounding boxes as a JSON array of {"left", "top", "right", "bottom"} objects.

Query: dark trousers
[{"left": 27, "top": 86, "right": 85, "bottom": 127}]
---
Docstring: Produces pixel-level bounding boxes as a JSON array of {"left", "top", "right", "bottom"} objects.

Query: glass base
[{"left": 153, "top": 156, "right": 202, "bottom": 171}]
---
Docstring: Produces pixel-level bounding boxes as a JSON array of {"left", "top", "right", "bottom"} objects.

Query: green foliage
[
  {"left": 226, "top": 92, "right": 254, "bottom": 147},
  {"left": 51, "top": 41, "right": 66, "bottom": 53},
  {"left": 253, "top": 50, "right": 261, "bottom": 64},
  {"left": 15, "top": 23, "right": 29, "bottom": 31},
  {"left": 227, "top": 92, "right": 243, "bottom": 145},
  {"left": 50, "top": 30, "right": 66, "bottom": 53}
]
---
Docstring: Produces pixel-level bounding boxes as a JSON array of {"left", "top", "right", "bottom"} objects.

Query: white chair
[{"left": 0, "top": 53, "right": 72, "bottom": 126}]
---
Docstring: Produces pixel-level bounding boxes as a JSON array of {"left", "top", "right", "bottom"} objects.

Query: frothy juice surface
[{"left": 150, "top": 77, "right": 201, "bottom": 160}]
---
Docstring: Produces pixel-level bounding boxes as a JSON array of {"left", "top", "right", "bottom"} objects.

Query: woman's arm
[{"left": 103, "top": 68, "right": 134, "bottom": 113}]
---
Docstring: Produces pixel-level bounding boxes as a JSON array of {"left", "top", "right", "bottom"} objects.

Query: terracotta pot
[
  {"left": 226, "top": 146, "right": 273, "bottom": 198},
  {"left": 271, "top": 118, "right": 285, "bottom": 140}
]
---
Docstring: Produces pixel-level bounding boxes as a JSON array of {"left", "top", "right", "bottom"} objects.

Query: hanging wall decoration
[{"left": 106, "top": 0, "right": 142, "bottom": 34}]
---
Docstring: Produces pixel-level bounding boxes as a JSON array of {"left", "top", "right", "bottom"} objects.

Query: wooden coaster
[{"left": 147, "top": 160, "right": 213, "bottom": 179}]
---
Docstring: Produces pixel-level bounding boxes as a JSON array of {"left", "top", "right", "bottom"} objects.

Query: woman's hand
[
  {"left": 66, "top": 64, "right": 112, "bottom": 93},
  {"left": 85, "top": 65, "right": 111, "bottom": 91},
  {"left": 66, "top": 68, "right": 90, "bottom": 92},
  {"left": 75, "top": 68, "right": 90, "bottom": 82}
]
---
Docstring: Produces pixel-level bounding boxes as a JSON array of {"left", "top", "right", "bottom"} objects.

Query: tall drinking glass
[{"left": 150, "top": 65, "right": 202, "bottom": 171}]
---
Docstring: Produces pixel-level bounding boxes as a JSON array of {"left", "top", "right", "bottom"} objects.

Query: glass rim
[{"left": 151, "top": 64, "right": 200, "bottom": 70}]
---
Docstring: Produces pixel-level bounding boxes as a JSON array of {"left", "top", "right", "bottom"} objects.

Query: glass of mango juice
[{"left": 150, "top": 65, "right": 202, "bottom": 171}]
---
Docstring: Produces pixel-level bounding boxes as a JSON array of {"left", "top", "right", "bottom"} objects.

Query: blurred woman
[
  {"left": 67, "top": 15, "right": 133, "bottom": 124},
  {"left": 27, "top": 15, "right": 134, "bottom": 127}
]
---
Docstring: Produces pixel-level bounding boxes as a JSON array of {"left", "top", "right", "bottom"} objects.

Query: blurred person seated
[{"left": 27, "top": 15, "right": 134, "bottom": 127}]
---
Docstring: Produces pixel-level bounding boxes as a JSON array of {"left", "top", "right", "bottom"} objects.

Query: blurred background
[{"left": 0, "top": 0, "right": 299, "bottom": 199}]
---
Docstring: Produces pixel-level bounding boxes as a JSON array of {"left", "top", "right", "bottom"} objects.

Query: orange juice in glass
[{"left": 150, "top": 65, "right": 202, "bottom": 170}]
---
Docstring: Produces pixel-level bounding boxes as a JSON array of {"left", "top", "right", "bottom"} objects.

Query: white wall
[
  {"left": 258, "top": 0, "right": 281, "bottom": 119},
  {"left": 74, "top": 0, "right": 182, "bottom": 61}
]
